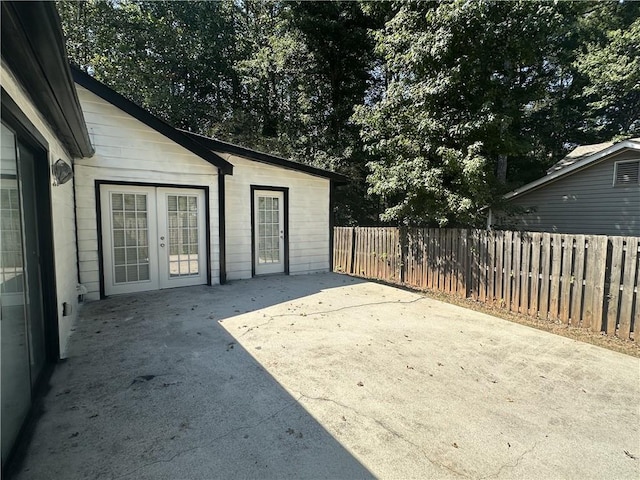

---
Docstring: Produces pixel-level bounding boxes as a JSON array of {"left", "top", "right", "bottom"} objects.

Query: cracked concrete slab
[{"left": 9, "top": 273, "right": 640, "bottom": 479}]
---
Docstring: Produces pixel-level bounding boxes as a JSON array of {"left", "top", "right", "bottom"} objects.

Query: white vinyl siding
[
  {"left": 74, "top": 85, "right": 220, "bottom": 300},
  {"left": 221, "top": 154, "right": 331, "bottom": 280},
  {"left": 1, "top": 60, "right": 79, "bottom": 357},
  {"left": 507, "top": 150, "right": 640, "bottom": 236}
]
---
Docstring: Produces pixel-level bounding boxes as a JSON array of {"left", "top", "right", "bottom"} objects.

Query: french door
[
  {"left": 253, "top": 190, "right": 285, "bottom": 275},
  {"left": 100, "top": 185, "right": 207, "bottom": 296}
]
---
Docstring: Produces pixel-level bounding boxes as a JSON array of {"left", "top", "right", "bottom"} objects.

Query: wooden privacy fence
[{"left": 333, "top": 227, "right": 639, "bottom": 341}]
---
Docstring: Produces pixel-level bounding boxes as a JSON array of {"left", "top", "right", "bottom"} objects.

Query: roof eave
[
  {"left": 504, "top": 141, "right": 640, "bottom": 201},
  {"left": 181, "top": 130, "right": 348, "bottom": 184},
  {"left": 71, "top": 66, "right": 233, "bottom": 175},
  {"left": 1, "top": 1, "right": 94, "bottom": 158}
]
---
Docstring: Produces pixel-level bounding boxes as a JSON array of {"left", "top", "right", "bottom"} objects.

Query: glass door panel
[
  {"left": 17, "top": 142, "right": 46, "bottom": 386},
  {"left": 254, "top": 191, "right": 285, "bottom": 275},
  {"left": 111, "top": 192, "right": 151, "bottom": 284},
  {"left": 157, "top": 188, "right": 206, "bottom": 289},
  {"left": 100, "top": 186, "right": 159, "bottom": 296},
  {"left": 0, "top": 123, "right": 32, "bottom": 465},
  {"left": 166, "top": 194, "right": 200, "bottom": 277}
]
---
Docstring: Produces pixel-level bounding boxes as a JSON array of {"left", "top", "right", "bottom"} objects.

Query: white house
[
  {"left": 0, "top": 2, "right": 344, "bottom": 470},
  {"left": 72, "top": 68, "right": 345, "bottom": 301}
]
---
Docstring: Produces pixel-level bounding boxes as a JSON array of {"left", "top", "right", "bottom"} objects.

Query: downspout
[
  {"left": 72, "top": 160, "right": 81, "bottom": 286},
  {"left": 218, "top": 169, "right": 226, "bottom": 284}
]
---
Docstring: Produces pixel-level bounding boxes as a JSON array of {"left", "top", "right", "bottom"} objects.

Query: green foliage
[
  {"left": 59, "top": 0, "right": 240, "bottom": 132},
  {"left": 355, "top": 0, "right": 638, "bottom": 226},
  {"left": 575, "top": 2, "right": 640, "bottom": 138},
  {"left": 58, "top": 0, "right": 639, "bottom": 227},
  {"left": 59, "top": 0, "right": 382, "bottom": 225}
]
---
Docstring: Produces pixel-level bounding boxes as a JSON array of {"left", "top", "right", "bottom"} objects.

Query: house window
[{"left": 613, "top": 160, "right": 640, "bottom": 186}]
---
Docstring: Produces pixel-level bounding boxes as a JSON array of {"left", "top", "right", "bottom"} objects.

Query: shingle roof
[
  {"left": 547, "top": 138, "right": 640, "bottom": 174},
  {"left": 181, "top": 130, "right": 348, "bottom": 184},
  {"left": 504, "top": 137, "right": 640, "bottom": 200}
]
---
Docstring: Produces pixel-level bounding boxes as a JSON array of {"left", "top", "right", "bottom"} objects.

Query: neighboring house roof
[
  {"left": 505, "top": 138, "right": 640, "bottom": 200},
  {"left": 546, "top": 141, "right": 617, "bottom": 174},
  {"left": 182, "top": 130, "right": 349, "bottom": 184},
  {"left": 1, "top": 2, "right": 94, "bottom": 158},
  {"left": 71, "top": 66, "right": 234, "bottom": 175}
]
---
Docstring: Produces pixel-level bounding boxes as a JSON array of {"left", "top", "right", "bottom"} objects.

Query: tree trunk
[{"left": 497, "top": 154, "right": 507, "bottom": 184}]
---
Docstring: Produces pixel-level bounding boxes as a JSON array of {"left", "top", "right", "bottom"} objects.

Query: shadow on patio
[{"left": 10, "top": 274, "right": 373, "bottom": 479}]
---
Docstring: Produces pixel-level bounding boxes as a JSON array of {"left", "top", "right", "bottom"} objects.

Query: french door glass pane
[
  {"left": 257, "top": 195, "right": 280, "bottom": 264},
  {"left": 111, "top": 193, "right": 150, "bottom": 283},
  {"left": 167, "top": 194, "right": 199, "bottom": 277},
  {"left": 0, "top": 123, "right": 31, "bottom": 465}
]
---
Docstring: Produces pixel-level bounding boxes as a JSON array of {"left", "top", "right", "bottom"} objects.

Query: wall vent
[{"left": 614, "top": 160, "right": 640, "bottom": 186}]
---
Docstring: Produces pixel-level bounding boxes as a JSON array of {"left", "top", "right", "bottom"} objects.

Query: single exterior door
[
  {"left": 100, "top": 185, "right": 207, "bottom": 296},
  {"left": 254, "top": 190, "right": 285, "bottom": 275}
]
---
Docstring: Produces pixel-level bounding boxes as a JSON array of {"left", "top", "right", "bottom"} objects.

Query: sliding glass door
[{"left": 1, "top": 122, "right": 47, "bottom": 465}]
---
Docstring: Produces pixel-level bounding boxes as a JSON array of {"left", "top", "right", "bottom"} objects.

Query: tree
[
  {"left": 575, "top": 2, "right": 640, "bottom": 139},
  {"left": 59, "top": 1, "right": 241, "bottom": 132},
  {"left": 354, "top": 1, "right": 591, "bottom": 226},
  {"left": 58, "top": 0, "right": 385, "bottom": 224}
]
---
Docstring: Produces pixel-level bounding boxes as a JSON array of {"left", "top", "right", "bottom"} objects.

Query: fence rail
[{"left": 333, "top": 227, "right": 639, "bottom": 340}]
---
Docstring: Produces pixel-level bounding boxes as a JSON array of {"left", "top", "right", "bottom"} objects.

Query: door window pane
[
  {"left": 257, "top": 194, "right": 280, "bottom": 264},
  {"left": 167, "top": 195, "right": 199, "bottom": 277},
  {"left": 111, "top": 193, "right": 150, "bottom": 283}
]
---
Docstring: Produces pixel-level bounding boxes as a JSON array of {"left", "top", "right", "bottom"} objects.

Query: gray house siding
[{"left": 502, "top": 150, "right": 640, "bottom": 236}]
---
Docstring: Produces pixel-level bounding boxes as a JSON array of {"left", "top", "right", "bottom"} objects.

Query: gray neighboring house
[{"left": 492, "top": 138, "right": 640, "bottom": 236}]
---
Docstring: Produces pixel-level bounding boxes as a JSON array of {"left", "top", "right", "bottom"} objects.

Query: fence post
[
  {"left": 460, "top": 229, "right": 475, "bottom": 298},
  {"left": 399, "top": 227, "right": 408, "bottom": 284},
  {"left": 348, "top": 227, "right": 356, "bottom": 275}
]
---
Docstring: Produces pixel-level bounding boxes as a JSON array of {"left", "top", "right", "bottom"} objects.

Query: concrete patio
[{"left": 10, "top": 273, "right": 640, "bottom": 479}]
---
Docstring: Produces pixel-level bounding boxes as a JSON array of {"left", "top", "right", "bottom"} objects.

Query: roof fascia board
[
  {"left": 182, "top": 130, "right": 348, "bottom": 184},
  {"left": 1, "top": 2, "right": 94, "bottom": 158},
  {"left": 71, "top": 67, "right": 233, "bottom": 175},
  {"left": 504, "top": 141, "right": 640, "bottom": 200}
]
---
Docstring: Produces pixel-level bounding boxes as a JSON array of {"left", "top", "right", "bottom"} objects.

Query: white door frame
[
  {"left": 251, "top": 185, "right": 288, "bottom": 276},
  {"left": 99, "top": 183, "right": 209, "bottom": 296}
]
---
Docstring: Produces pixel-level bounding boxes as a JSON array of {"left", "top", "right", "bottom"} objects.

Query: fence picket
[
  {"left": 590, "top": 236, "right": 608, "bottom": 333},
  {"left": 487, "top": 231, "right": 498, "bottom": 304},
  {"left": 334, "top": 227, "right": 636, "bottom": 341},
  {"left": 504, "top": 231, "right": 513, "bottom": 311},
  {"left": 606, "top": 237, "right": 624, "bottom": 335},
  {"left": 570, "top": 235, "right": 586, "bottom": 326},
  {"left": 520, "top": 234, "right": 531, "bottom": 315},
  {"left": 549, "top": 234, "right": 563, "bottom": 320},
  {"left": 512, "top": 231, "right": 522, "bottom": 313},
  {"left": 529, "top": 233, "right": 541, "bottom": 317},
  {"left": 496, "top": 231, "right": 504, "bottom": 307},
  {"left": 618, "top": 238, "right": 638, "bottom": 340},
  {"left": 560, "top": 235, "right": 574, "bottom": 323}
]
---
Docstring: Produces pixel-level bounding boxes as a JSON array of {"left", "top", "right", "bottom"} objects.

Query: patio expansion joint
[
  {"left": 239, "top": 297, "right": 428, "bottom": 337},
  {"left": 297, "top": 392, "right": 470, "bottom": 478},
  {"left": 109, "top": 397, "right": 302, "bottom": 479}
]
